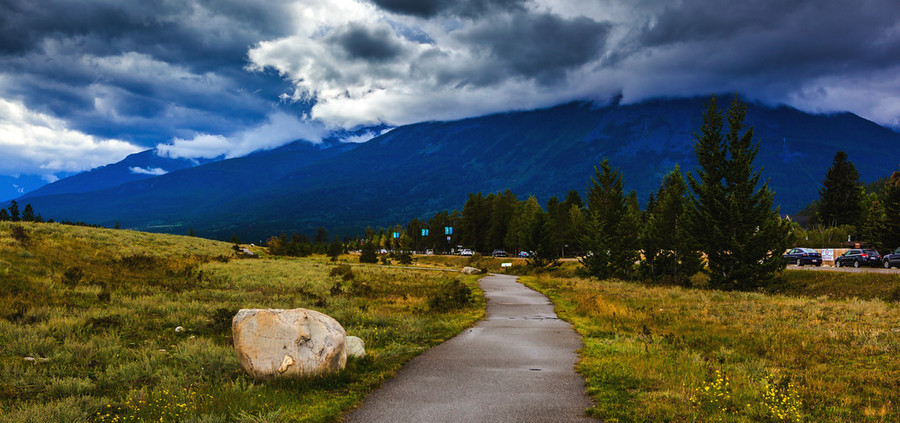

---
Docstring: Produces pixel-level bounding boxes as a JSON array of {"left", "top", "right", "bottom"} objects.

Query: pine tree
[
  {"left": 21, "top": 204, "right": 35, "bottom": 222},
  {"left": 8, "top": 200, "right": 19, "bottom": 222},
  {"left": 817, "top": 151, "right": 864, "bottom": 227},
  {"left": 580, "top": 159, "right": 640, "bottom": 279},
  {"left": 882, "top": 170, "right": 900, "bottom": 249},
  {"left": 686, "top": 96, "right": 790, "bottom": 290},
  {"left": 640, "top": 166, "right": 703, "bottom": 286},
  {"left": 359, "top": 241, "right": 378, "bottom": 263},
  {"left": 860, "top": 194, "right": 887, "bottom": 250}
]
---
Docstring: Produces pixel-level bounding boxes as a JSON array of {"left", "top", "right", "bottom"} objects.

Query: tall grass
[
  {"left": 522, "top": 274, "right": 900, "bottom": 422},
  {"left": 0, "top": 222, "right": 484, "bottom": 422}
]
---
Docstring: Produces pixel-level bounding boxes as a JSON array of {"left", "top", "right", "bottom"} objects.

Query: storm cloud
[{"left": 2, "top": 0, "right": 900, "bottom": 186}]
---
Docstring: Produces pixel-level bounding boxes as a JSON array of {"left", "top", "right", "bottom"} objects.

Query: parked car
[
  {"left": 518, "top": 251, "right": 531, "bottom": 258},
  {"left": 835, "top": 249, "right": 882, "bottom": 268},
  {"left": 459, "top": 249, "right": 474, "bottom": 256},
  {"left": 491, "top": 249, "right": 508, "bottom": 257},
  {"left": 783, "top": 248, "right": 823, "bottom": 266},
  {"left": 883, "top": 247, "right": 900, "bottom": 269},
  {"left": 424, "top": 249, "right": 434, "bottom": 255}
]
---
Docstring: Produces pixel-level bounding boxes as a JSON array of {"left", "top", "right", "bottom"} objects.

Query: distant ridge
[{"left": 16, "top": 97, "right": 900, "bottom": 241}]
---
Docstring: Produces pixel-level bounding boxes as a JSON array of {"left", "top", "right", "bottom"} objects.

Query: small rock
[
  {"left": 345, "top": 336, "right": 366, "bottom": 358},
  {"left": 175, "top": 326, "right": 184, "bottom": 333},
  {"left": 23, "top": 356, "right": 35, "bottom": 362},
  {"left": 461, "top": 266, "right": 482, "bottom": 275}
]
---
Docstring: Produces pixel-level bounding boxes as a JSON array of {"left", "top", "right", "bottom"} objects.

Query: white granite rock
[
  {"left": 232, "top": 308, "right": 347, "bottom": 379},
  {"left": 345, "top": 335, "right": 366, "bottom": 358}
]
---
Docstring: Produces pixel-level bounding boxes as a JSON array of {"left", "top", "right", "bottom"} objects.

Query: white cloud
[
  {"left": 246, "top": 0, "right": 900, "bottom": 129},
  {"left": 155, "top": 111, "right": 327, "bottom": 159},
  {"left": 129, "top": 166, "right": 167, "bottom": 176},
  {"left": 0, "top": 97, "right": 141, "bottom": 177}
]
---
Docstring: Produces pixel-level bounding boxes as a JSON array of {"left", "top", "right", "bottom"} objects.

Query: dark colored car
[
  {"left": 835, "top": 249, "right": 881, "bottom": 268},
  {"left": 783, "top": 248, "right": 823, "bottom": 266},
  {"left": 883, "top": 247, "right": 900, "bottom": 269},
  {"left": 492, "top": 249, "right": 508, "bottom": 257}
]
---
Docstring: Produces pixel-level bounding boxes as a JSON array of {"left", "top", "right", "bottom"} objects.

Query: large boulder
[
  {"left": 232, "top": 308, "right": 347, "bottom": 379},
  {"left": 461, "top": 266, "right": 482, "bottom": 275}
]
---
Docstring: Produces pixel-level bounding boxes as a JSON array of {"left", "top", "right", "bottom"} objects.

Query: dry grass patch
[{"left": 522, "top": 274, "right": 900, "bottom": 422}]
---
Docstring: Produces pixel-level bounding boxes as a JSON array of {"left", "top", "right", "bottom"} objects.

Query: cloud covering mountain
[{"left": 2, "top": 0, "right": 900, "bottom": 194}]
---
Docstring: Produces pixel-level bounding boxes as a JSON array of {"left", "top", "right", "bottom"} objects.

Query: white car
[{"left": 459, "top": 249, "right": 474, "bottom": 256}]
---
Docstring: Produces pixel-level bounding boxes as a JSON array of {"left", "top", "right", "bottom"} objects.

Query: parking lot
[{"left": 787, "top": 263, "right": 899, "bottom": 274}]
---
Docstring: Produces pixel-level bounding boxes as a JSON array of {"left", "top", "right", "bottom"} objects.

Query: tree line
[{"left": 352, "top": 96, "right": 792, "bottom": 290}]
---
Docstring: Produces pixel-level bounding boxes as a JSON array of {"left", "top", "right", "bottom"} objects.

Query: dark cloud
[
  {"left": 0, "top": 0, "right": 298, "bottom": 147},
  {"left": 372, "top": 0, "right": 526, "bottom": 18},
  {"left": 329, "top": 23, "right": 407, "bottom": 62},
  {"left": 458, "top": 12, "right": 610, "bottom": 84}
]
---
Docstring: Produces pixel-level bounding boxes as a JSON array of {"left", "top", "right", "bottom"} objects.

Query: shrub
[
  {"left": 329, "top": 264, "right": 354, "bottom": 281},
  {"left": 10, "top": 225, "right": 29, "bottom": 245},
  {"left": 428, "top": 279, "right": 473, "bottom": 312},
  {"left": 394, "top": 250, "right": 413, "bottom": 265},
  {"left": 62, "top": 266, "right": 84, "bottom": 288}
]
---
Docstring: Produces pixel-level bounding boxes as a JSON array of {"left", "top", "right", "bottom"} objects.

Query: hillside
[{"left": 14, "top": 97, "right": 900, "bottom": 241}]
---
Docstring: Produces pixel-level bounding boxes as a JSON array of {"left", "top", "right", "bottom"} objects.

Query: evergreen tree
[
  {"left": 860, "top": 194, "right": 887, "bottom": 250},
  {"left": 0, "top": 208, "right": 8, "bottom": 221},
  {"left": 8, "top": 200, "right": 19, "bottom": 222},
  {"left": 21, "top": 204, "right": 35, "bottom": 222},
  {"left": 461, "top": 193, "right": 491, "bottom": 253},
  {"left": 817, "top": 151, "right": 864, "bottom": 227},
  {"left": 314, "top": 227, "right": 328, "bottom": 245},
  {"left": 327, "top": 240, "right": 344, "bottom": 261},
  {"left": 188, "top": 227, "right": 195, "bottom": 237},
  {"left": 882, "top": 170, "right": 900, "bottom": 248},
  {"left": 686, "top": 96, "right": 790, "bottom": 290},
  {"left": 640, "top": 166, "right": 702, "bottom": 285},
  {"left": 580, "top": 159, "right": 640, "bottom": 280},
  {"left": 488, "top": 190, "right": 518, "bottom": 251},
  {"left": 359, "top": 241, "right": 378, "bottom": 263}
]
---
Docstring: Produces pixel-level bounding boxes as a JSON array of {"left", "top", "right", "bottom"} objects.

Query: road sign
[
  {"left": 444, "top": 226, "right": 453, "bottom": 235},
  {"left": 421, "top": 228, "right": 429, "bottom": 236},
  {"left": 392, "top": 232, "right": 399, "bottom": 239}
]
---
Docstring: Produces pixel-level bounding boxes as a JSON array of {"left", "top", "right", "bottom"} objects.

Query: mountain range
[{"left": 13, "top": 97, "right": 900, "bottom": 241}]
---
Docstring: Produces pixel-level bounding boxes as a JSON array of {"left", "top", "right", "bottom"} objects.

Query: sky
[{"left": 2, "top": 0, "right": 900, "bottom": 197}]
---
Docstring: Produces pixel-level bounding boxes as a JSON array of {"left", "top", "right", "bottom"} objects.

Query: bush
[
  {"left": 329, "top": 264, "right": 354, "bottom": 281},
  {"left": 428, "top": 279, "right": 473, "bottom": 312},
  {"left": 359, "top": 243, "right": 378, "bottom": 263},
  {"left": 62, "top": 266, "right": 84, "bottom": 288},
  {"left": 10, "top": 225, "right": 29, "bottom": 245},
  {"left": 394, "top": 250, "right": 413, "bottom": 265}
]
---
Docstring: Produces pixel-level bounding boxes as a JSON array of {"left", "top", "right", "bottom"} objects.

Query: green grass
[
  {"left": 521, "top": 274, "right": 900, "bottom": 422},
  {"left": 0, "top": 222, "right": 484, "bottom": 422},
  {"left": 774, "top": 269, "right": 900, "bottom": 302}
]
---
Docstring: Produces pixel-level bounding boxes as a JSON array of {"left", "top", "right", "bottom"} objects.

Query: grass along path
[
  {"left": 0, "top": 222, "right": 484, "bottom": 422},
  {"left": 521, "top": 274, "right": 900, "bottom": 422}
]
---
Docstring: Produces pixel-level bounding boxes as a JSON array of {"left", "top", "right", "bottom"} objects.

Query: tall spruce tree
[
  {"left": 817, "top": 151, "right": 864, "bottom": 227},
  {"left": 640, "top": 166, "right": 702, "bottom": 285},
  {"left": 0, "top": 209, "right": 8, "bottom": 221},
  {"left": 8, "top": 200, "right": 19, "bottom": 222},
  {"left": 882, "top": 170, "right": 900, "bottom": 249},
  {"left": 21, "top": 204, "right": 35, "bottom": 222},
  {"left": 580, "top": 159, "right": 640, "bottom": 279},
  {"left": 686, "top": 96, "right": 789, "bottom": 290}
]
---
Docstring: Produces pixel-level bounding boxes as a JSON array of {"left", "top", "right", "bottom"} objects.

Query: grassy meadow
[
  {"left": 0, "top": 222, "right": 484, "bottom": 422},
  {"left": 521, "top": 273, "right": 900, "bottom": 422}
]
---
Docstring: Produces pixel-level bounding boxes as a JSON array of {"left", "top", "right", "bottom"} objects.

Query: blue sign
[
  {"left": 421, "top": 229, "right": 429, "bottom": 236},
  {"left": 444, "top": 226, "right": 453, "bottom": 235},
  {"left": 392, "top": 232, "right": 400, "bottom": 239}
]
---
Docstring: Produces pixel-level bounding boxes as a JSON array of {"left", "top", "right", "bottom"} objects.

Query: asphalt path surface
[{"left": 343, "top": 274, "right": 594, "bottom": 422}]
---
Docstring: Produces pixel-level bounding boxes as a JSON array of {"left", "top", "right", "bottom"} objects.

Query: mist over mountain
[{"left": 14, "top": 97, "right": 900, "bottom": 241}]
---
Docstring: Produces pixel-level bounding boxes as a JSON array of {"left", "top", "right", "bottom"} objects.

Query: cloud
[
  {"left": 129, "top": 167, "right": 167, "bottom": 176},
  {"left": 0, "top": 97, "right": 140, "bottom": 177},
  {"left": 246, "top": 0, "right": 900, "bottom": 129},
  {"left": 156, "top": 111, "right": 328, "bottom": 159}
]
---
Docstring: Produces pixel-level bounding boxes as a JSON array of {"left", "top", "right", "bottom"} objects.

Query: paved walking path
[{"left": 344, "top": 274, "right": 594, "bottom": 422}]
